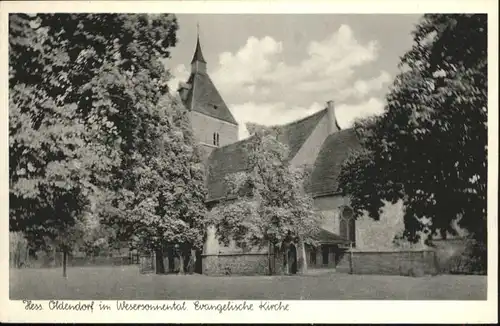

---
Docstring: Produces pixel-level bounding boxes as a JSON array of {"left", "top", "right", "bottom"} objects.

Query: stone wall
[
  {"left": 314, "top": 196, "right": 420, "bottom": 251},
  {"left": 430, "top": 238, "right": 469, "bottom": 273},
  {"left": 336, "top": 250, "right": 438, "bottom": 276},
  {"left": 204, "top": 214, "right": 268, "bottom": 256},
  {"left": 202, "top": 253, "right": 271, "bottom": 276},
  {"left": 354, "top": 200, "right": 407, "bottom": 250}
]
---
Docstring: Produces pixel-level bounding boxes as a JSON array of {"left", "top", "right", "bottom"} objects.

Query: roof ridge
[
  {"left": 272, "top": 108, "right": 327, "bottom": 129},
  {"left": 207, "top": 135, "right": 255, "bottom": 162}
]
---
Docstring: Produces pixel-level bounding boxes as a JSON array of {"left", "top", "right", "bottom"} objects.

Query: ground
[{"left": 10, "top": 266, "right": 486, "bottom": 300}]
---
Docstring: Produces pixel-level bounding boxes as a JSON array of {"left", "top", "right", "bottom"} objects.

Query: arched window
[{"left": 339, "top": 206, "right": 356, "bottom": 246}]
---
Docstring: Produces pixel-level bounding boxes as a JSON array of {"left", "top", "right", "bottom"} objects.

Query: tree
[
  {"left": 338, "top": 14, "right": 487, "bottom": 272},
  {"left": 103, "top": 95, "right": 207, "bottom": 274},
  {"left": 9, "top": 13, "right": 180, "bottom": 276},
  {"left": 210, "top": 128, "right": 322, "bottom": 274}
]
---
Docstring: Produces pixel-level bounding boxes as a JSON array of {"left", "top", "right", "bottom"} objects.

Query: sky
[{"left": 165, "top": 14, "right": 422, "bottom": 140}]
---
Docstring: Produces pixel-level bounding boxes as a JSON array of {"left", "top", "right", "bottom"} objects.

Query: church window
[
  {"left": 213, "top": 132, "right": 220, "bottom": 146},
  {"left": 339, "top": 206, "right": 356, "bottom": 247}
]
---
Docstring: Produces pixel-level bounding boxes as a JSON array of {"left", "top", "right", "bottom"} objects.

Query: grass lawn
[{"left": 10, "top": 265, "right": 487, "bottom": 300}]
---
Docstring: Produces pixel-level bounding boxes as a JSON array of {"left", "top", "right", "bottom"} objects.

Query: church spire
[
  {"left": 191, "top": 24, "right": 207, "bottom": 74},
  {"left": 191, "top": 23, "right": 206, "bottom": 64}
]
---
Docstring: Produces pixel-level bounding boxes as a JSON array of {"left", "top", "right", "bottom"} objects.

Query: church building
[{"left": 177, "top": 35, "right": 431, "bottom": 276}]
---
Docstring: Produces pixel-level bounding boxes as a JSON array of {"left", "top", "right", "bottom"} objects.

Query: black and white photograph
[{"left": 1, "top": 0, "right": 498, "bottom": 323}]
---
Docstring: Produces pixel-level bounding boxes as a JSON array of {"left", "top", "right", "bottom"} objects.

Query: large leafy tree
[
  {"left": 9, "top": 14, "right": 182, "bottom": 275},
  {"left": 210, "top": 128, "right": 322, "bottom": 274},
  {"left": 103, "top": 95, "right": 207, "bottom": 274},
  {"left": 338, "top": 14, "right": 487, "bottom": 271}
]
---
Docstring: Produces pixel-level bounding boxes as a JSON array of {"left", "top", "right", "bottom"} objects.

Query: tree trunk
[
  {"left": 284, "top": 244, "right": 289, "bottom": 275},
  {"left": 168, "top": 247, "right": 175, "bottom": 273},
  {"left": 187, "top": 249, "right": 196, "bottom": 274},
  {"left": 26, "top": 244, "right": 29, "bottom": 266},
  {"left": 178, "top": 254, "right": 185, "bottom": 274},
  {"left": 62, "top": 249, "right": 67, "bottom": 278},
  {"left": 298, "top": 239, "right": 307, "bottom": 274},
  {"left": 155, "top": 247, "right": 165, "bottom": 274},
  {"left": 53, "top": 246, "right": 57, "bottom": 267},
  {"left": 267, "top": 242, "right": 273, "bottom": 275}
]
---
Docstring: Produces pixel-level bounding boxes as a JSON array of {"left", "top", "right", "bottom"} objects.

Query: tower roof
[
  {"left": 180, "top": 29, "right": 237, "bottom": 125},
  {"left": 191, "top": 35, "right": 206, "bottom": 64},
  {"left": 182, "top": 72, "right": 237, "bottom": 125}
]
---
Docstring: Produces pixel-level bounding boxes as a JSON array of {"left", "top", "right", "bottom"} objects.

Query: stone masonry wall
[
  {"left": 202, "top": 253, "right": 271, "bottom": 276},
  {"left": 336, "top": 250, "right": 438, "bottom": 276},
  {"left": 431, "top": 238, "right": 469, "bottom": 273},
  {"left": 314, "top": 196, "right": 416, "bottom": 250}
]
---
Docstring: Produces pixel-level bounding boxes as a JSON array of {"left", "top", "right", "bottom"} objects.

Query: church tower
[{"left": 177, "top": 28, "right": 239, "bottom": 161}]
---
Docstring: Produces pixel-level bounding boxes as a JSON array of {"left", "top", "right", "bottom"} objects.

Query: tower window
[{"left": 213, "top": 132, "right": 220, "bottom": 146}]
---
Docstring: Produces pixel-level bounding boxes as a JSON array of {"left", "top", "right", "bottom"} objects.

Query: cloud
[
  {"left": 167, "top": 64, "right": 190, "bottom": 94},
  {"left": 353, "top": 71, "right": 392, "bottom": 97},
  {"left": 335, "top": 97, "right": 386, "bottom": 128},
  {"left": 212, "top": 36, "right": 283, "bottom": 92},
  {"left": 301, "top": 24, "right": 379, "bottom": 77},
  {"left": 210, "top": 24, "right": 383, "bottom": 105}
]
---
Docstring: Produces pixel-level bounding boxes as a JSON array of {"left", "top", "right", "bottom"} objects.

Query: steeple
[{"left": 191, "top": 24, "right": 207, "bottom": 73}]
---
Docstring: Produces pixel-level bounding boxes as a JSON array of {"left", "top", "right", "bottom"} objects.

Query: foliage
[
  {"left": 9, "top": 14, "right": 190, "bottom": 257},
  {"left": 245, "top": 122, "right": 272, "bottom": 135},
  {"left": 211, "top": 130, "right": 322, "bottom": 250},
  {"left": 103, "top": 95, "right": 208, "bottom": 254},
  {"left": 338, "top": 14, "right": 487, "bottom": 259}
]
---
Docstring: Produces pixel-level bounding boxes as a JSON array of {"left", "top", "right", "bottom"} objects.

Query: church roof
[
  {"left": 306, "top": 128, "right": 361, "bottom": 197},
  {"left": 275, "top": 109, "right": 327, "bottom": 158},
  {"left": 183, "top": 72, "right": 238, "bottom": 125},
  {"left": 205, "top": 109, "right": 328, "bottom": 202}
]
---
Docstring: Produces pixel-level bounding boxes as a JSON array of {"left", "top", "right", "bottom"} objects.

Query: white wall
[{"left": 190, "top": 110, "right": 238, "bottom": 147}]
